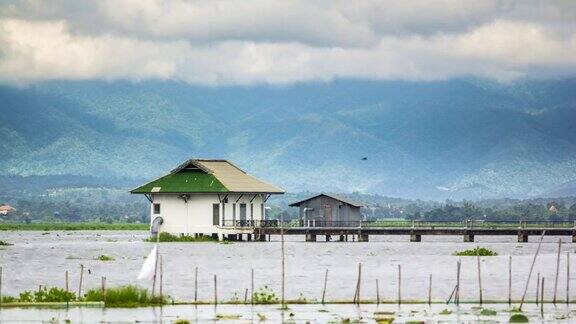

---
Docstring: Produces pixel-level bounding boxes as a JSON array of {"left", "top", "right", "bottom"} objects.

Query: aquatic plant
[
  {"left": 84, "top": 285, "right": 166, "bottom": 307},
  {"left": 173, "top": 320, "right": 190, "bottom": 324},
  {"left": 144, "top": 232, "right": 221, "bottom": 243},
  {"left": 252, "top": 286, "right": 279, "bottom": 304},
  {"left": 215, "top": 314, "right": 242, "bottom": 320},
  {"left": 439, "top": 309, "right": 453, "bottom": 315},
  {"left": 509, "top": 313, "right": 529, "bottom": 322},
  {"left": 480, "top": 308, "right": 497, "bottom": 316},
  {"left": 375, "top": 318, "right": 394, "bottom": 324},
  {"left": 0, "top": 240, "right": 13, "bottom": 246},
  {"left": 453, "top": 247, "right": 498, "bottom": 256},
  {"left": 18, "top": 287, "right": 76, "bottom": 303},
  {"left": 95, "top": 254, "right": 115, "bottom": 261},
  {"left": 1, "top": 295, "right": 17, "bottom": 303},
  {"left": 256, "top": 313, "right": 267, "bottom": 321}
]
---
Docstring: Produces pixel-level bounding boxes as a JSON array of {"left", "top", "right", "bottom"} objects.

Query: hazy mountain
[{"left": 1, "top": 78, "right": 575, "bottom": 200}]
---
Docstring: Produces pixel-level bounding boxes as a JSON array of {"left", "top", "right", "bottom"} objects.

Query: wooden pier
[{"left": 223, "top": 220, "right": 576, "bottom": 243}]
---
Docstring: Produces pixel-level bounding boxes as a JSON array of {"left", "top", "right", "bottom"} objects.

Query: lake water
[{"left": 0, "top": 231, "right": 575, "bottom": 322}]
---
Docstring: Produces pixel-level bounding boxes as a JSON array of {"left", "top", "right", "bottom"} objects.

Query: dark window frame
[{"left": 153, "top": 203, "right": 161, "bottom": 214}]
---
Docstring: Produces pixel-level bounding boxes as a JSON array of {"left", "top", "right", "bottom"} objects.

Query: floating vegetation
[
  {"left": 252, "top": 286, "right": 279, "bottom": 304},
  {"left": 375, "top": 318, "right": 394, "bottom": 324},
  {"left": 480, "top": 308, "right": 497, "bottom": 316},
  {"left": 215, "top": 314, "right": 242, "bottom": 320},
  {"left": 18, "top": 287, "right": 76, "bottom": 303},
  {"left": 453, "top": 247, "right": 498, "bottom": 256},
  {"left": 509, "top": 313, "right": 529, "bottom": 322},
  {"left": 144, "top": 232, "right": 221, "bottom": 243},
  {"left": 84, "top": 285, "right": 166, "bottom": 307},
  {"left": 0, "top": 240, "right": 13, "bottom": 246},
  {"left": 173, "top": 320, "right": 191, "bottom": 324},
  {"left": 95, "top": 254, "right": 115, "bottom": 261},
  {"left": 439, "top": 309, "right": 453, "bottom": 315}
]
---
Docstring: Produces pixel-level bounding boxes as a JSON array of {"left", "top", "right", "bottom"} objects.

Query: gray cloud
[{"left": 0, "top": 0, "right": 575, "bottom": 85}]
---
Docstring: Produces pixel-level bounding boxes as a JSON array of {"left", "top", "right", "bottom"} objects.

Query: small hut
[{"left": 289, "top": 194, "right": 363, "bottom": 227}]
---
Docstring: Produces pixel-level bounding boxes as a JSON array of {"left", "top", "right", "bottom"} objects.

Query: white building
[{"left": 131, "top": 159, "right": 284, "bottom": 239}]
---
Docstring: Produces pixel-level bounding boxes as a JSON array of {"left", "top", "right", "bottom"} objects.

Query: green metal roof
[{"left": 131, "top": 170, "right": 228, "bottom": 194}]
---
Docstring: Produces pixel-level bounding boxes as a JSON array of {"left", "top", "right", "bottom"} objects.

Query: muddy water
[
  {"left": 0, "top": 231, "right": 574, "bottom": 304},
  {"left": 0, "top": 303, "right": 573, "bottom": 323}
]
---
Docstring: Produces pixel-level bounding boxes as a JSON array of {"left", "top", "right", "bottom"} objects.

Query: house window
[
  {"left": 213, "top": 204, "right": 220, "bottom": 225},
  {"left": 153, "top": 203, "right": 161, "bottom": 214}
]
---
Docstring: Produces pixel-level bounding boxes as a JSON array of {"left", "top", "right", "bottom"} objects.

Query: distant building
[
  {"left": 289, "top": 194, "right": 363, "bottom": 227},
  {"left": 0, "top": 204, "right": 15, "bottom": 215},
  {"left": 131, "top": 159, "right": 284, "bottom": 239}
]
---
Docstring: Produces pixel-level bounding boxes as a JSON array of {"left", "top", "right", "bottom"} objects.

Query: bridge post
[
  {"left": 339, "top": 234, "right": 345, "bottom": 242},
  {"left": 306, "top": 234, "right": 317, "bottom": 242},
  {"left": 237, "top": 234, "right": 244, "bottom": 241},
  {"left": 410, "top": 233, "right": 421, "bottom": 242},
  {"left": 358, "top": 234, "right": 369, "bottom": 242},
  {"left": 247, "top": 234, "right": 252, "bottom": 241},
  {"left": 325, "top": 235, "right": 331, "bottom": 242},
  {"left": 572, "top": 228, "right": 576, "bottom": 243},
  {"left": 517, "top": 231, "right": 528, "bottom": 243},
  {"left": 463, "top": 233, "right": 474, "bottom": 242}
]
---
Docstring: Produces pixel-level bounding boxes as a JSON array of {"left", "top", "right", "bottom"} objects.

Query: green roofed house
[{"left": 131, "top": 158, "right": 284, "bottom": 239}]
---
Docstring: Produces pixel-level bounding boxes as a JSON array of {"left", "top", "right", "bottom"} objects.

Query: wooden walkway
[{"left": 252, "top": 226, "right": 576, "bottom": 242}]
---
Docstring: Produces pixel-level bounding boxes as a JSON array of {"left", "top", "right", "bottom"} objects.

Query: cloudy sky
[{"left": 1, "top": 0, "right": 575, "bottom": 85}]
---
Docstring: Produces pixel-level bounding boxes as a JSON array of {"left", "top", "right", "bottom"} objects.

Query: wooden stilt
[
  {"left": 194, "top": 266, "right": 198, "bottom": 302},
  {"left": 65, "top": 270, "right": 69, "bottom": 293},
  {"left": 536, "top": 273, "right": 540, "bottom": 305},
  {"left": 376, "top": 279, "right": 380, "bottom": 304},
  {"left": 477, "top": 247, "right": 483, "bottom": 305},
  {"left": 541, "top": 277, "right": 545, "bottom": 315},
  {"left": 214, "top": 274, "right": 218, "bottom": 305},
  {"left": 251, "top": 268, "right": 254, "bottom": 305},
  {"left": 567, "top": 252, "right": 570, "bottom": 305},
  {"left": 428, "top": 274, "right": 432, "bottom": 305},
  {"left": 322, "top": 269, "right": 328, "bottom": 304},
  {"left": 398, "top": 264, "right": 402, "bottom": 305},
  {"left": 78, "top": 264, "right": 84, "bottom": 299},
  {"left": 508, "top": 256, "right": 512, "bottom": 306}
]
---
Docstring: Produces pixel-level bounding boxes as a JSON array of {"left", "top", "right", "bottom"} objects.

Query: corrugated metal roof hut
[{"left": 289, "top": 194, "right": 363, "bottom": 227}]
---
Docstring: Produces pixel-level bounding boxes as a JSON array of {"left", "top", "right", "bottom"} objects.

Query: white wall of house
[{"left": 150, "top": 193, "right": 267, "bottom": 235}]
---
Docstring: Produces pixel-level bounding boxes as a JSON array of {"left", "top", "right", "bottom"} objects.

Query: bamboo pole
[
  {"left": 536, "top": 273, "right": 540, "bottom": 305},
  {"left": 78, "top": 264, "right": 84, "bottom": 299},
  {"left": 244, "top": 288, "right": 248, "bottom": 303},
  {"left": 376, "top": 279, "right": 380, "bottom": 304},
  {"left": 322, "top": 269, "right": 328, "bottom": 304},
  {"left": 214, "top": 274, "right": 218, "bottom": 305},
  {"left": 519, "top": 230, "right": 546, "bottom": 311},
  {"left": 101, "top": 277, "right": 106, "bottom": 303},
  {"left": 553, "top": 239, "right": 562, "bottom": 304},
  {"left": 159, "top": 255, "right": 163, "bottom": 299},
  {"left": 398, "top": 264, "right": 402, "bottom": 305},
  {"left": 567, "top": 252, "right": 570, "bottom": 305},
  {"left": 353, "top": 263, "right": 361, "bottom": 304},
  {"left": 65, "top": 270, "right": 69, "bottom": 293},
  {"left": 428, "top": 274, "right": 432, "bottom": 305},
  {"left": 194, "top": 266, "right": 198, "bottom": 302},
  {"left": 251, "top": 268, "right": 254, "bottom": 305},
  {"left": 280, "top": 211, "right": 285, "bottom": 306},
  {"left": 508, "top": 256, "right": 512, "bottom": 306},
  {"left": 477, "top": 247, "right": 483, "bottom": 305},
  {"left": 0, "top": 266, "right": 3, "bottom": 307},
  {"left": 541, "top": 277, "right": 545, "bottom": 315},
  {"left": 455, "top": 260, "right": 461, "bottom": 306}
]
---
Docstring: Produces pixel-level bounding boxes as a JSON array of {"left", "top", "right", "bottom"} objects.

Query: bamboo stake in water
[
  {"left": 541, "top": 277, "right": 545, "bottom": 315},
  {"left": 477, "top": 247, "right": 483, "bottom": 305},
  {"left": 355, "top": 263, "right": 362, "bottom": 304},
  {"left": 553, "top": 239, "right": 562, "bottom": 304},
  {"left": 536, "top": 273, "right": 540, "bottom": 305},
  {"left": 428, "top": 274, "right": 432, "bottom": 305},
  {"left": 519, "top": 230, "right": 546, "bottom": 311},
  {"left": 376, "top": 279, "right": 380, "bottom": 304},
  {"left": 280, "top": 211, "right": 285, "bottom": 306},
  {"left": 398, "top": 264, "right": 402, "bottom": 305},
  {"left": 322, "top": 269, "right": 328, "bottom": 304},
  {"left": 508, "top": 256, "right": 512, "bottom": 305},
  {"left": 159, "top": 255, "right": 163, "bottom": 299},
  {"left": 194, "top": 266, "right": 198, "bottom": 302},
  {"left": 78, "top": 264, "right": 84, "bottom": 299},
  {"left": 214, "top": 274, "right": 218, "bottom": 305},
  {"left": 455, "top": 260, "right": 461, "bottom": 306},
  {"left": 251, "top": 268, "right": 254, "bottom": 305},
  {"left": 567, "top": 252, "right": 570, "bottom": 305},
  {"left": 244, "top": 288, "right": 248, "bottom": 303},
  {"left": 65, "top": 270, "right": 69, "bottom": 292},
  {"left": 0, "top": 266, "right": 3, "bottom": 307},
  {"left": 101, "top": 276, "right": 106, "bottom": 303}
]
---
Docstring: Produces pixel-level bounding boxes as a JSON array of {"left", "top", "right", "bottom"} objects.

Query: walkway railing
[{"left": 222, "top": 219, "right": 576, "bottom": 229}]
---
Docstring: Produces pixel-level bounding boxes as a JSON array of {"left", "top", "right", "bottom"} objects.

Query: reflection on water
[
  {"left": 0, "top": 303, "right": 573, "bottom": 323},
  {"left": 0, "top": 231, "right": 574, "bottom": 303}
]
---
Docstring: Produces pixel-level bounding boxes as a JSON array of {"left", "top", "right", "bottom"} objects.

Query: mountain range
[{"left": 1, "top": 78, "right": 576, "bottom": 200}]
